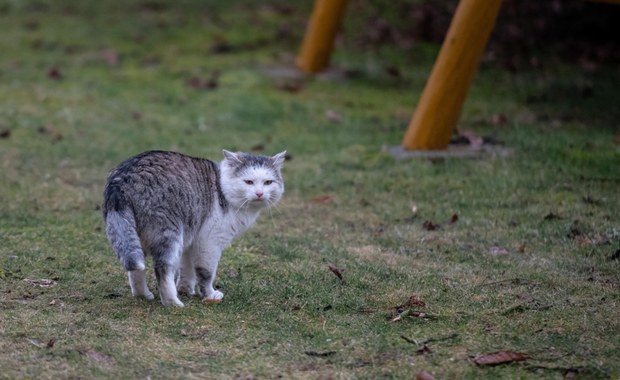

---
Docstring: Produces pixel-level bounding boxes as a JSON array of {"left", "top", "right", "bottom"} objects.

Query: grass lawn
[{"left": 1, "top": 1, "right": 618, "bottom": 379}]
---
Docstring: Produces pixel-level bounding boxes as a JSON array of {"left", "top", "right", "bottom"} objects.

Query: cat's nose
[{"left": 255, "top": 191, "right": 264, "bottom": 198}]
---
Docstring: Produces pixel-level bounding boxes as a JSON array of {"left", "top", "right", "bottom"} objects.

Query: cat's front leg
[
  {"left": 195, "top": 244, "right": 224, "bottom": 302},
  {"left": 150, "top": 238, "right": 184, "bottom": 307},
  {"left": 196, "top": 266, "right": 224, "bottom": 302}
]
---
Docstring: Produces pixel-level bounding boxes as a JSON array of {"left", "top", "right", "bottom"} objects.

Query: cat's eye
[
  {"left": 244, "top": 180, "right": 254, "bottom": 185},
  {"left": 264, "top": 180, "right": 274, "bottom": 186}
]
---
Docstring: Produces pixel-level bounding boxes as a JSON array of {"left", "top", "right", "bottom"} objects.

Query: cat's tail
[{"left": 104, "top": 208, "right": 146, "bottom": 272}]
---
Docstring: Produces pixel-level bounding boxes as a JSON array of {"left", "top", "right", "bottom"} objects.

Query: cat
[{"left": 102, "top": 149, "right": 286, "bottom": 307}]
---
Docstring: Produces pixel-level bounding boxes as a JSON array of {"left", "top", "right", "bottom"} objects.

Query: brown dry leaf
[
  {"left": 328, "top": 264, "right": 345, "bottom": 283},
  {"left": 422, "top": 220, "right": 440, "bottom": 231},
  {"left": 474, "top": 351, "right": 528, "bottom": 366},
  {"left": 450, "top": 213, "right": 459, "bottom": 223},
  {"left": 311, "top": 195, "right": 332, "bottom": 204},
  {"left": 416, "top": 371, "right": 436, "bottom": 380},
  {"left": 275, "top": 81, "right": 303, "bottom": 93},
  {"left": 48, "top": 67, "right": 62, "bottom": 80},
  {"left": 490, "top": 113, "right": 508, "bottom": 126},
  {"left": 186, "top": 73, "right": 219, "bottom": 90},
  {"left": 395, "top": 295, "right": 426, "bottom": 310},
  {"left": 37, "top": 124, "right": 63, "bottom": 142}
]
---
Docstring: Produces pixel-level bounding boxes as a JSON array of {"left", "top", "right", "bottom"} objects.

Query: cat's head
[{"left": 219, "top": 150, "right": 286, "bottom": 210}]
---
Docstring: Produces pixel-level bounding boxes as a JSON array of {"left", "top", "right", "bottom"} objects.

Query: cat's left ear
[
  {"left": 223, "top": 149, "right": 243, "bottom": 164},
  {"left": 271, "top": 151, "right": 287, "bottom": 169}
]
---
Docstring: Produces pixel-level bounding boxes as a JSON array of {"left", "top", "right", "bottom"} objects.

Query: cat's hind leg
[
  {"left": 128, "top": 269, "right": 155, "bottom": 300},
  {"left": 176, "top": 248, "right": 197, "bottom": 296},
  {"left": 150, "top": 237, "right": 184, "bottom": 307}
]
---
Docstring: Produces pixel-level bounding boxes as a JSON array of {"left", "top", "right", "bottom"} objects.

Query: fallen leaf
[
  {"left": 582, "top": 195, "right": 601, "bottom": 205},
  {"left": 422, "top": 220, "right": 439, "bottom": 231},
  {"left": 328, "top": 264, "right": 345, "bottom": 283},
  {"left": 37, "top": 124, "right": 63, "bottom": 142},
  {"left": 450, "top": 213, "right": 459, "bottom": 223},
  {"left": 416, "top": 371, "right": 436, "bottom": 380},
  {"left": 567, "top": 220, "right": 581, "bottom": 239},
  {"left": 209, "top": 38, "right": 235, "bottom": 54},
  {"left": 544, "top": 212, "right": 562, "bottom": 220},
  {"left": 186, "top": 72, "right": 219, "bottom": 90},
  {"left": 474, "top": 351, "right": 528, "bottom": 366},
  {"left": 275, "top": 81, "right": 303, "bottom": 93},
  {"left": 311, "top": 195, "right": 332, "bottom": 204},
  {"left": 48, "top": 67, "right": 62, "bottom": 80},
  {"left": 490, "top": 113, "right": 508, "bottom": 126},
  {"left": 250, "top": 143, "right": 265, "bottom": 151},
  {"left": 395, "top": 295, "right": 426, "bottom": 310},
  {"left": 202, "top": 298, "right": 222, "bottom": 304},
  {"left": 385, "top": 65, "right": 401, "bottom": 79}
]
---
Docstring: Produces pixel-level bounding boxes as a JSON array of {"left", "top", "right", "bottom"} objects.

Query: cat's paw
[
  {"left": 143, "top": 291, "right": 155, "bottom": 300},
  {"left": 160, "top": 296, "right": 184, "bottom": 307},
  {"left": 202, "top": 290, "right": 224, "bottom": 304},
  {"left": 132, "top": 289, "right": 155, "bottom": 300},
  {"left": 176, "top": 283, "right": 196, "bottom": 296}
]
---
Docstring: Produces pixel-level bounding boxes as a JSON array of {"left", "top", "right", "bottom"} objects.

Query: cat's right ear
[
  {"left": 223, "top": 150, "right": 242, "bottom": 164},
  {"left": 271, "top": 151, "right": 287, "bottom": 169}
]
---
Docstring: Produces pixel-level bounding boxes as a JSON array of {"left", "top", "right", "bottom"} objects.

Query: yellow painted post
[
  {"left": 402, "top": 0, "right": 503, "bottom": 150},
  {"left": 296, "top": 0, "right": 348, "bottom": 73}
]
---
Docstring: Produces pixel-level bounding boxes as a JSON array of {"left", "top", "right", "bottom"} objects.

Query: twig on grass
[{"left": 304, "top": 350, "right": 336, "bottom": 357}]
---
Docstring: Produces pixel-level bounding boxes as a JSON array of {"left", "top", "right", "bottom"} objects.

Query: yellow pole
[
  {"left": 296, "top": 0, "right": 348, "bottom": 73},
  {"left": 402, "top": 0, "right": 503, "bottom": 150}
]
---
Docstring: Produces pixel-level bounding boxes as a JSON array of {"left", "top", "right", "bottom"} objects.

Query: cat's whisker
[{"left": 233, "top": 198, "right": 251, "bottom": 218}]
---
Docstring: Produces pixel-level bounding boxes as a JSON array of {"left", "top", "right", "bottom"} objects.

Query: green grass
[{"left": 1, "top": 1, "right": 619, "bottom": 379}]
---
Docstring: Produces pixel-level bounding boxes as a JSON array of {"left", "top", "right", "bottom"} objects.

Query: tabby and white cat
[{"left": 102, "top": 150, "right": 286, "bottom": 307}]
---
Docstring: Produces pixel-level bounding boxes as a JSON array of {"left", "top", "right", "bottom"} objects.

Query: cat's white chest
[{"left": 196, "top": 208, "right": 258, "bottom": 249}]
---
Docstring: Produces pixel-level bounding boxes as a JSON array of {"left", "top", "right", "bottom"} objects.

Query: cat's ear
[
  {"left": 271, "top": 151, "right": 287, "bottom": 169},
  {"left": 223, "top": 150, "right": 243, "bottom": 164}
]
